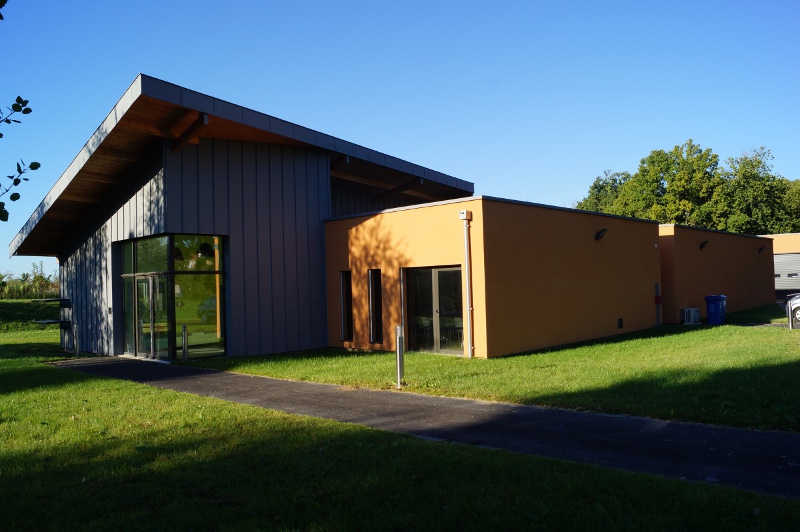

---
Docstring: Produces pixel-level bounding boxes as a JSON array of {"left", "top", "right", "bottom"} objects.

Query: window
[
  {"left": 368, "top": 269, "right": 383, "bottom": 343},
  {"left": 121, "top": 234, "right": 225, "bottom": 360},
  {"left": 339, "top": 271, "right": 353, "bottom": 342}
]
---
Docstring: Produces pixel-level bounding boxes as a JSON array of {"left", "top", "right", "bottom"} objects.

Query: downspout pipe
[{"left": 460, "top": 210, "right": 474, "bottom": 358}]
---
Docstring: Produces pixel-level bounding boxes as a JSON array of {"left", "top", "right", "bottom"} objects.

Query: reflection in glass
[
  {"left": 407, "top": 269, "right": 434, "bottom": 352},
  {"left": 437, "top": 269, "right": 463, "bottom": 352},
  {"left": 174, "top": 273, "right": 224, "bottom": 357},
  {"left": 174, "top": 235, "right": 219, "bottom": 272},
  {"left": 123, "top": 277, "right": 135, "bottom": 353},
  {"left": 136, "top": 236, "right": 169, "bottom": 273},
  {"left": 406, "top": 267, "right": 462, "bottom": 354},
  {"left": 122, "top": 234, "right": 224, "bottom": 360}
]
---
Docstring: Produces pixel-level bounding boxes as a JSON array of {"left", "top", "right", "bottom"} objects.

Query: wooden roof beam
[
  {"left": 76, "top": 171, "right": 121, "bottom": 184},
  {"left": 372, "top": 177, "right": 423, "bottom": 203},
  {"left": 172, "top": 112, "right": 208, "bottom": 153},
  {"left": 94, "top": 146, "right": 140, "bottom": 163}
]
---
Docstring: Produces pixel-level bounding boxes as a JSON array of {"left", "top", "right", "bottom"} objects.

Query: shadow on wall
[{"left": 344, "top": 215, "right": 410, "bottom": 349}]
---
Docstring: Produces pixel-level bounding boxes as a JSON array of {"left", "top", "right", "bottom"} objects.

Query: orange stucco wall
[
  {"left": 325, "top": 197, "right": 662, "bottom": 358},
  {"left": 658, "top": 225, "right": 774, "bottom": 323},
  {"left": 479, "top": 199, "right": 661, "bottom": 356},
  {"left": 764, "top": 233, "right": 800, "bottom": 254},
  {"left": 325, "top": 198, "right": 489, "bottom": 356}
]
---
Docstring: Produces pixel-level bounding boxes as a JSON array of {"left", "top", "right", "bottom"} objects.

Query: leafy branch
[
  {"left": 0, "top": 95, "right": 33, "bottom": 138},
  {"left": 0, "top": 95, "right": 39, "bottom": 222}
]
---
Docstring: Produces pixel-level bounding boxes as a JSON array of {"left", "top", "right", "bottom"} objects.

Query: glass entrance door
[
  {"left": 407, "top": 267, "right": 463, "bottom": 355},
  {"left": 132, "top": 275, "right": 170, "bottom": 359}
]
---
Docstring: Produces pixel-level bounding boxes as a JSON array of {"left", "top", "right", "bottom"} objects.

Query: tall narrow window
[
  {"left": 339, "top": 271, "right": 353, "bottom": 341},
  {"left": 368, "top": 269, "right": 383, "bottom": 343}
]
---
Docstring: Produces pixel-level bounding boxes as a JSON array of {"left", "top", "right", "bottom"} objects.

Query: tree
[
  {"left": 608, "top": 148, "right": 671, "bottom": 221},
  {"left": 660, "top": 139, "right": 721, "bottom": 228},
  {"left": 608, "top": 140, "right": 722, "bottom": 226},
  {"left": 0, "top": 4, "right": 40, "bottom": 221},
  {"left": 711, "top": 147, "right": 790, "bottom": 235},
  {"left": 781, "top": 179, "right": 800, "bottom": 233},
  {"left": 574, "top": 170, "right": 630, "bottom": 212}
]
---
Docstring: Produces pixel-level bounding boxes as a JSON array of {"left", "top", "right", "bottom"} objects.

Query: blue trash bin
[{"left": 704, "top": 295, "right": 727, "bottom": 325}]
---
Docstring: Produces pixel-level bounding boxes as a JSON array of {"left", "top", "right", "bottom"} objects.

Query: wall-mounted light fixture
[
  {"left": 595, "top": 228, "right": 607, "bottom": 240},
  {"left": 699, "top": 240, "right": 709, "bottom": 249},
  {"left": 758, "top": 246, "right": 765, "bottom": 253}
]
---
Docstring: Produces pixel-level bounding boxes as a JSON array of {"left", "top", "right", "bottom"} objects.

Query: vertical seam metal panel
[
  {"left": 241, "top": 142, "right": 260, "bottom": 355},
  {"left": 269, "top": 143, "right": 287, "bottom": 353},
  {"left": 256, "top": 143, "right": 274, "bottom": 354}
]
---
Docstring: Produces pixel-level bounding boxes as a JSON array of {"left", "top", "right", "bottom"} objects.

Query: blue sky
[{"left": 1, "top": 0, "right": 798, "bottom": 276}]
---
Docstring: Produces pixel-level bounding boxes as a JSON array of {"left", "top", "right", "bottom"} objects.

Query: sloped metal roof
[{"left": 10, "top": 74, "right": 473, "bottom": 257}]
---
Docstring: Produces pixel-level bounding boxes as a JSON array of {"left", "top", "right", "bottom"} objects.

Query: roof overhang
[{"left": 10, "top": 74, "right": 474, "bottom": 258}]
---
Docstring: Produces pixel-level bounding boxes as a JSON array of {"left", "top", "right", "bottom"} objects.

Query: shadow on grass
[
  {"left": 3, "top": 388, "right": 799, "bottom": 530},
  {"left": 528, "top": 358, "right": 800, "bottom": 431}
]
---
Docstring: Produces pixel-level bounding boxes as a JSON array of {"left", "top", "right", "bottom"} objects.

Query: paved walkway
[{"left": 56, "top": 357, "right": 800, "bottom": 499}]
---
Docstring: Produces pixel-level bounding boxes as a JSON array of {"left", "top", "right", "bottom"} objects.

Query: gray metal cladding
[
  {"left": 165, "top": 139, "right": 331, "bottom": 356},
  {"left": 60, "top": 221, "right": 114, "bottom": 355},
  {"left": 774, "top": 254, "right": 800, "bottom": 290},
  {"left": 59, "top": 138, "right": 332, "bottom": 358},
  {"left": 61, "top": 147, "right": 166, "bottom": 356}
]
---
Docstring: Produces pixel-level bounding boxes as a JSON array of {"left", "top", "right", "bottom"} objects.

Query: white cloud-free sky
[{"left": 1, "top": 0, "right": 797, "bottom": 276}]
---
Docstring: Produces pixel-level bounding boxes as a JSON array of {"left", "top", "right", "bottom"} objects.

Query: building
[
  {"left": 326, "top": 197, "right": 662, "bottom": 358},
  {"left": 9, "top": 75, "right": 777, "bottom": 361},
  {"left": 658, "top": 225, "right": 774, "bottom": 323},
  {"left": 9, "top": 74, "right": 472, "bottom": 360}
]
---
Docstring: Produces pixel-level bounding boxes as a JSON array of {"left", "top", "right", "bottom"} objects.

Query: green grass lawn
[
  {"left": 185, "top": 304, "right": 800, "bottom": 431},
  {"left": 3, "top": 300, "right": 800, "bottom": 529}
]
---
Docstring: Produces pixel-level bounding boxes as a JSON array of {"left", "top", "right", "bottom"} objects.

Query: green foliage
[
  {"left": 577, "top": 140, "right": 797, "bottom": 235},
  {"left": 712, "top": 148, "right": 792, "bottom": 235},
  {"left": 574, "top": 170, "right": 629, "bottom": 212},
  {"left": 0, "top": 262, "right": 59, "bottom": 300}
]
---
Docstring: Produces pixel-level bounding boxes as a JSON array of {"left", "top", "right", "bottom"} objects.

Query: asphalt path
[{"left": 55, "top": 357, "right": 800, "bottom": 499}]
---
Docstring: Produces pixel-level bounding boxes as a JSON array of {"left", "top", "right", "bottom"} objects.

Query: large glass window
[{"left": 121, "top": 234, "right": 224, "bottom": 360}]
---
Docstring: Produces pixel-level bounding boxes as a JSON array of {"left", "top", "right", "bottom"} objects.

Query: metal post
[
  {"left": 182, "top": 324, "right": 188, "bottom": 361},
  {"left": 395, "top": 325, "right": 404, "bottom": 389},
  {"left": 73, "top": 322, "right": 79, "bottom": 357},
  {"left": 460, "top": 210, "right": 474, "bottom": 358}
]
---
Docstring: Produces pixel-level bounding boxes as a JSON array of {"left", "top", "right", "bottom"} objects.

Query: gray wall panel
[
  {"left": 198, "top": 142, "right": 214, "bottom": 235},
  {"left": 56, "top": 138, "right": 332, "bottom": 358},
  {"left": 165, "top": 142, "right": 183, "bottom": 233},
  {"left": 309, "top": 155, "right": 328, "bottom": 347},
  {"left": 241, "top": 142, "right": 260, "bottom": 355},
  {"left": 226, "top": 141, "right": 247, "bottom": 355},
  {"left": 181, "top": 144, "right": 199, "bottom": 234},
  {"left": 255, "top": 143, "right": 274, "bottom": 353},
  {"left": 294, "top": 149, "right": 312, "bottom": 349},
  {"left": 269, "top": 143, "right": 287, "bottom": 354},
  {"left": 57, "top": 144, "right": 166, "bottom": 356},
  {"left": 213, "top": 140, "right": 229, "bottom": 235},
  {"left": 283, "top": 148, "right": 300, "bottom": 351}
]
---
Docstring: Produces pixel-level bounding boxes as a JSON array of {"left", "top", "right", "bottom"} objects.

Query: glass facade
[{"left": 121, "top": 235, "right": 224, "bottom": 360}]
